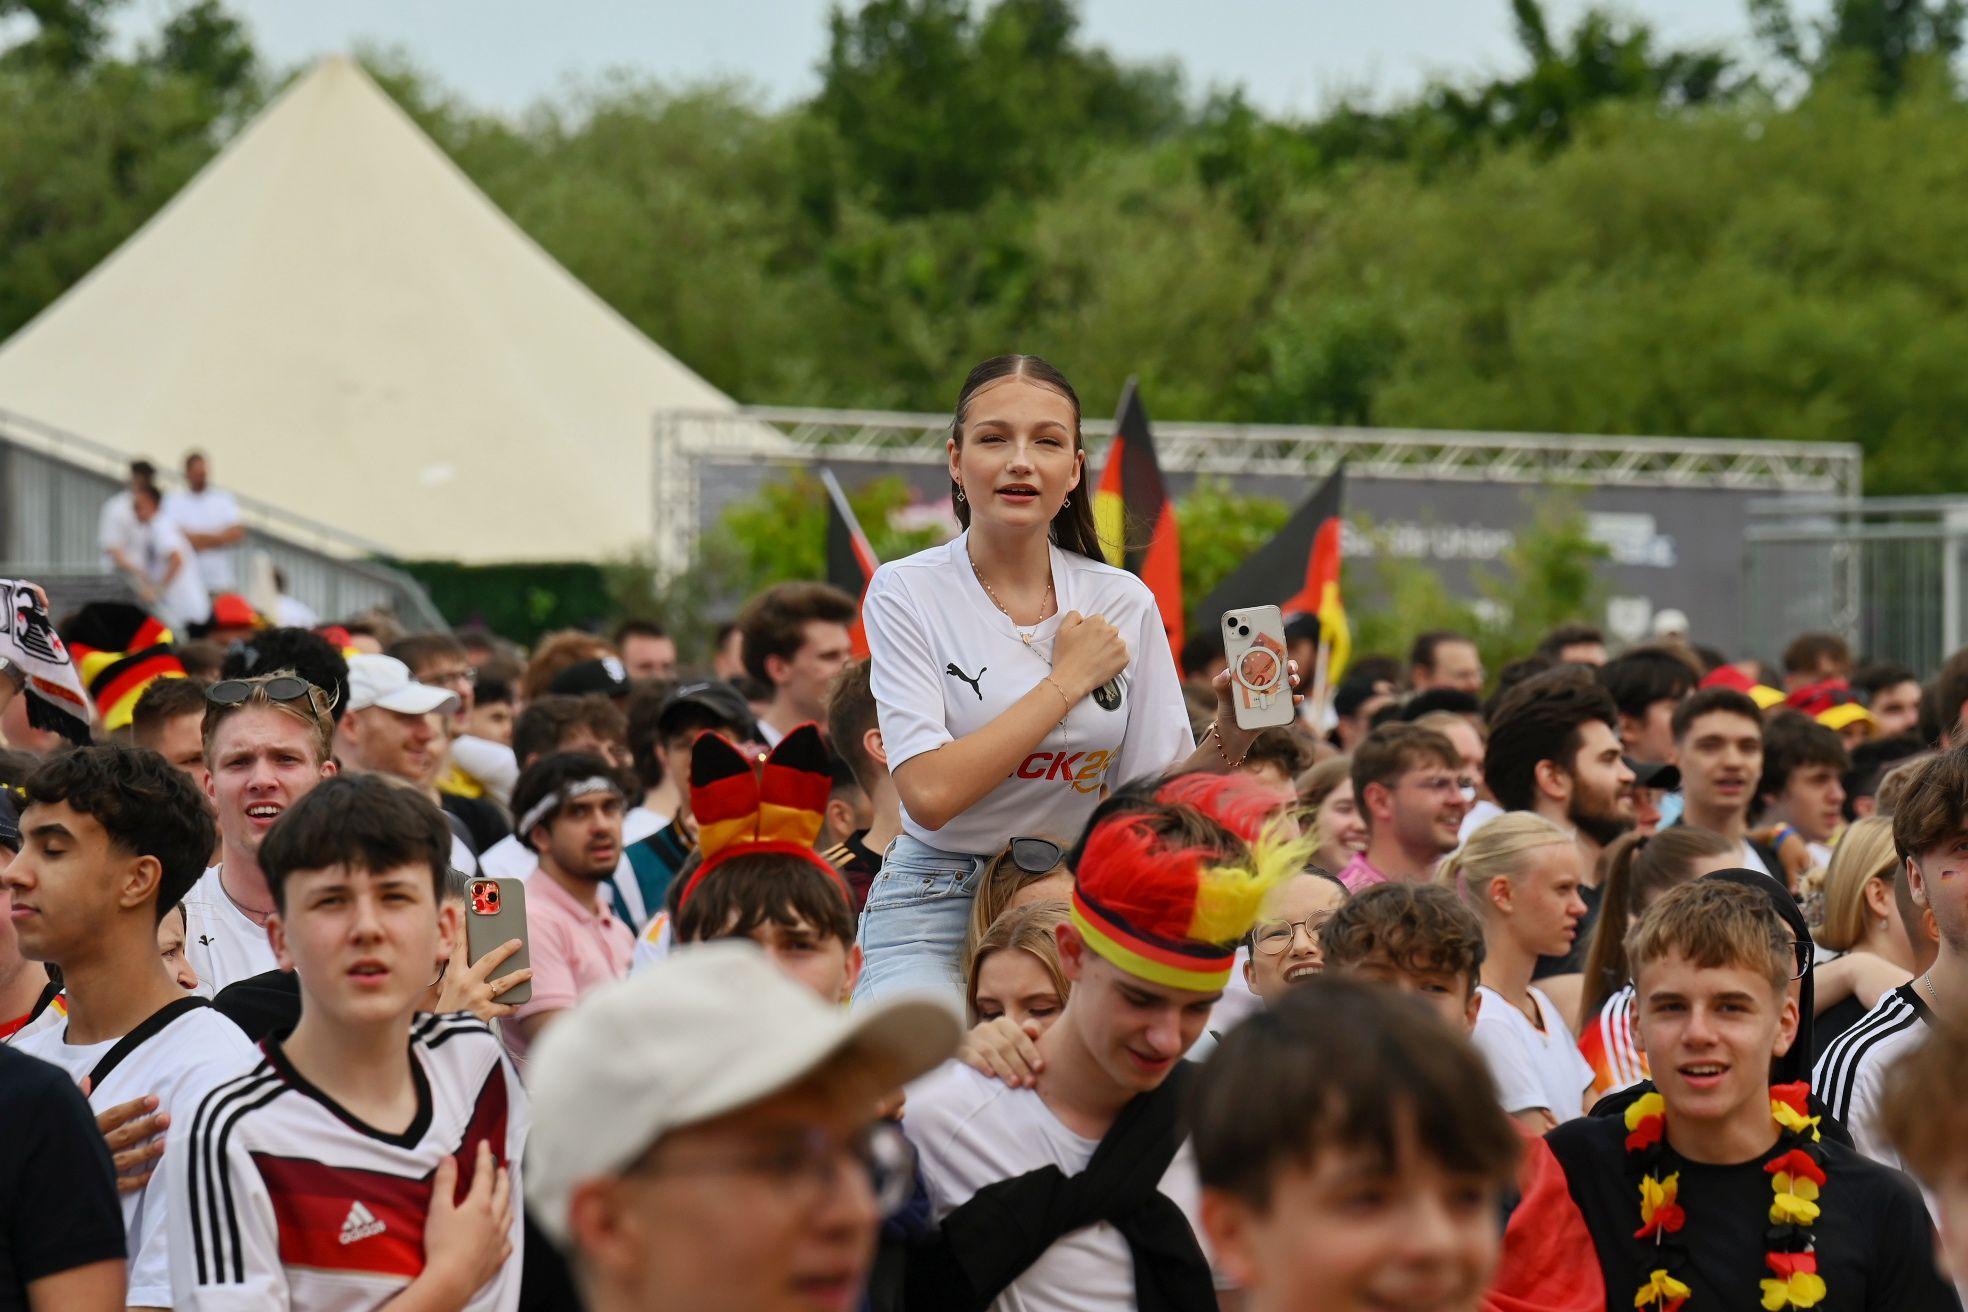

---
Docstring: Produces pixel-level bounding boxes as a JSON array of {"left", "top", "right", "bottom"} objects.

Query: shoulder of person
[
  {"left": 1057, "top": 548, "right": 1154, "bottom": 604},
  {"left": 410, "top": 1010, "right": 499, "bottom": 1057},
  {"left": 0, "top": 1041, "right": 80, "bottom": 1105},
  {"left": 1818, "top": 1135, "right": 1935, "bottom": 1215},
  {"left": 1541, "top": 1102, "right": 1625, "bottom": 1168},
  {"left": 871, "top": 538, "right": 959, "bottom": 584},
  {"left": 901, "top": 1060, "right": 1016, "bottom": 1141}
]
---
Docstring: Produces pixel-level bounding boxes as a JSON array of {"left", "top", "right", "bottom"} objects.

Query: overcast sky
[{"left": 104, "top": 0, "right": 1801, "bottom": 118}]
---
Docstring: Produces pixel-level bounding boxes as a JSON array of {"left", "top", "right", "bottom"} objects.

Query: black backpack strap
[{"left": 86, "top": 996, "right": 209, "bottom": 1089}]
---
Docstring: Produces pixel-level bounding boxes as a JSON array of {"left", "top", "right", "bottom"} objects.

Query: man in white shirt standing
[
  {"left": 128, "top": 484, "right": 210, "bottom": 633},
  {"left": 160, "top": 451, "right": 244, "bottom": 594},
  {"left": 7, "top": 744, "right": 258, "bottom": 1310},
  {"left": 181, "top": 674, "right": 339, "bottom": 995},
  {"left": 99, "top": 458, "right": 157, "bottom": 573}
]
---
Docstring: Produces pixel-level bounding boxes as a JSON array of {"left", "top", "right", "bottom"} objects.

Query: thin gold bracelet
[
  {"left": 1206, "top": 722, "right": 1250, "bottom": 769},
  {"left": 1042, "top": 676, "right": 1074, "bottom": 719}
]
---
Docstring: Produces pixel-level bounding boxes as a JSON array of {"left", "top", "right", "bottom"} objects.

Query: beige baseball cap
[{"left": 524, "top": 939, "right": 961, "bottom": 1245}]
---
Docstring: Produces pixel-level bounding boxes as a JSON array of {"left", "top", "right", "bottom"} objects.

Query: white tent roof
[{"left": 0, "top": 56, "right": 743, "bottom": 563}]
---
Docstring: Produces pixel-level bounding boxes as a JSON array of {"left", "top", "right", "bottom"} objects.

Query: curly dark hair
[
  {"left": 24, "top": 745, "right": 215, "bottom": 922},
  {"left": 1319, "top": 882, "right": 1487, "bottom": 996}
]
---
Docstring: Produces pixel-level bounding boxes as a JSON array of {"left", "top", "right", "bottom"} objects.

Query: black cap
[
  {"left": 656, "top": 681, "right": 759, "bottom": 741},
  {"left": 1626, "top": 757, "right": 1681, "bottom": 792},
  {"left": 1333, "top": 673, "right": 1392, "bottom": 719},
  {"left": 549, "top": 656, "right": 631, "bottom": 699}
]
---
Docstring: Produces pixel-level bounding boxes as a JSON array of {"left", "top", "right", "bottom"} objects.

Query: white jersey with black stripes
[{"left": 168, "top": 1012, "right": 528, "bottom": 1311}]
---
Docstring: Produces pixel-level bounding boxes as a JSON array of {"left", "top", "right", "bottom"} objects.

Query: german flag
[
  {"left": 60, "top": 601, "right": 187, "bottom": 732},
  {"left": 1194, "top": 466, "right": 1350, "bottom": 687},
  {"left": 1093, "top": 379, "right": 1183, "bottom": 660},
  {"left": 822, "top": 468, "right": 879, "bottom": 660}
]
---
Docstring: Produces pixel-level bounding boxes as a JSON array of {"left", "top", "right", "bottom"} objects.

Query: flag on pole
[
  {"left": 1194, "top": 465, "right": 1350, "bottom": 686},
  {"left": 822, "top": 468, "right": 880, "bottom": 659},
  {"left": 1092, "top": 379, "right": 1183, "bottom": 660}
]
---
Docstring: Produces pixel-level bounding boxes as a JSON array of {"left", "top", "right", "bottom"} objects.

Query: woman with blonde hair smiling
[{"left": 956, "top": 901, "right": 1072, "bottom": 1088}]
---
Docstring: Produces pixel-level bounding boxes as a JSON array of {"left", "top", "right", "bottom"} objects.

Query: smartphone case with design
[{"left": 1222, "top": 605, "right": 1296, "bottom": 732}]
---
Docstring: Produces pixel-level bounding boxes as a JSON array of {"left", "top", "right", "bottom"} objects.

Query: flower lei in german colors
[{"left": 1624, "top": 1080, "right": 1827, "bottom": 1311}]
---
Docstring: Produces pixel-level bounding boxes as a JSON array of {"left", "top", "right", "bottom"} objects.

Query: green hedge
[{"left": 389, "top": 560, "right": 617, "bottom": 644}]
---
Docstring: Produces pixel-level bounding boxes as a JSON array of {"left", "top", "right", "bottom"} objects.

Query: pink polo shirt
[
  {"left": 1338, "top": 849, "right": 1391, "bottom": 894},
  {"left": 504, "top": 868, "right": 634, "bottom": 1069}
]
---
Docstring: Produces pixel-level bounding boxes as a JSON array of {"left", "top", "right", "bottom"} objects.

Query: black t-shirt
[
  {"left": 1546, "top": 1110, "right": 1959, "bottom": 1311},
  {"left": 0, "top": 1044, "right": 125, "bottom": 1308},
  {"left": 211, "top": 967, "right": 302, "bottom": 1043},
  {"left": 442, "top": 793, "right": 511, "bottom": 856}
]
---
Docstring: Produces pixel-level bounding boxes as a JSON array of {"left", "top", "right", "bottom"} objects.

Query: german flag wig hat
[
  {"left": 1070, "top": 773, "right": 1313, "bottom": 992},
  {"left": 678, "top": 723, "right": 849, "bottom": 908}
]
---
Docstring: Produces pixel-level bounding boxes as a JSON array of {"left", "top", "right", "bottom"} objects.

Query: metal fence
[
  {"left": 1744, "top": 497, "right": 1968, "bottom": 674},
  {"left": 0, "top": 407, "right": 447, "bottom": 631}
]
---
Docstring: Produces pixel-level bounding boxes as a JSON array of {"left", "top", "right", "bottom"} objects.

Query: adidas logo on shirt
[{"left": 339, "top": 1200, "right": 386, "bottom": 1245}]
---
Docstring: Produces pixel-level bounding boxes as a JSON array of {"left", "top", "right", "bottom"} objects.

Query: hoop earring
[{"left": 955, "top": 485, "right": 966, "bottom": 504}]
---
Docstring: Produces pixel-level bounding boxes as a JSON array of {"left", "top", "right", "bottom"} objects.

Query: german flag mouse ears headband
[
  {"left": 679, "top": 723, "right": 845, "bottom": 908},
  {"left": 1070, "top": 810, "right": 1313, "bottom": 992}
]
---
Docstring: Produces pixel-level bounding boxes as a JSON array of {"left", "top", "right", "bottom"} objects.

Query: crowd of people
[{"left": 2, "top": 352, "right": 1967, "bottom": 1311}]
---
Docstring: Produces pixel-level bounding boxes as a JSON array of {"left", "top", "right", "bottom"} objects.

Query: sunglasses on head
[
  {"left": 1007, "top": 836, "right": 1063, "bottom": 876},
  {"left": 205, "top": 675, "right": 333, "bottom": 726}
]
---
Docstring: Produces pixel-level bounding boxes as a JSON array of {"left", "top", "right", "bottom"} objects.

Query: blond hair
[
  {"left": 965, "top": 901, "right": 1071, "bottom": 1026},
  {"left": 1815, "top": 816, "right": 1899, "bottom": 952},
  {"left": 1628, "top": 878, "right": 1790, "bottom": 994},
  {"left": 201, "top": 675, "right": 336, "bottom": 765},
  {"left": 1438, "top": 811, "right": 1573, "bottom": 917}
]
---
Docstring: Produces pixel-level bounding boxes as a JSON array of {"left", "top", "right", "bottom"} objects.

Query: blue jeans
[{"left": 852, "top": 834, "right": 988, "bottom": 1011}]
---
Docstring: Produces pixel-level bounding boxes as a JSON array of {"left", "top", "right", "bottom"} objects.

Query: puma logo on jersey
[
  {"left": 339, "top": 1200, "right": 386, "bottom": 1245},
  {"left": 197, "top": 935, "right": 214, "bottom": 947},
  {"left": 945, "top": 663, "right": 985, "bottom": 700}
]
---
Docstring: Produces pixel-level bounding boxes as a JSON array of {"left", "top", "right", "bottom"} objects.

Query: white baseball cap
[
  {"left": 345, "top": 654, "right": 458, "bottom": 715},
  {"left": 524, "top": 940, "right": 961, "bottom": 1245}
]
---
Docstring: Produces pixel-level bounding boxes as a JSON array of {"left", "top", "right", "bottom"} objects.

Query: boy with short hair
[
  {"left": 824, "top": 659, "right": 896, "bottom": 904},
  {"left": 1342, "top": 723, "right": 1468, "bottom": 891},
  {"left": 1319, "top": 882, "right": 1486, "bottom": 1033},
  {"left": 1490, "top": 879, "right": 1955, "bottom": 1310},
  {"left": 7, "top": 745, "right": 254, "bottom": 1310},
  {"left": 1756, "top": 712, "right": 1851, "bottom": 868},
  {"left": 168, "top": 775, "right": 525, "bottom": 1311},
  {"left": 1190, "top": 978, "right": 1519, "bottom": 1312},
  {"left": 663, "top": 726, "right": 863, "bottom": 1003},
  {"left": 1672, "top": 685, "right": 1782, "bottom": 879},
  {"left": 900, "top": 779, "right": 1303, "bottom": 1307}
]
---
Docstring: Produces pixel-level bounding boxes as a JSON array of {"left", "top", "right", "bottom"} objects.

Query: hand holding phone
[
  {"left": 463, "top": 878, "right": 532, "bottom": 1007},
  {"left": 1222, "top": 606, "right": 1297, "bottom": 732}
]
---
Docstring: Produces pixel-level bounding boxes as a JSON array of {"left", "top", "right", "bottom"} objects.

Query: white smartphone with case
[{"left": 1222, "top": 605, "right": 1296, "bottom": 732}]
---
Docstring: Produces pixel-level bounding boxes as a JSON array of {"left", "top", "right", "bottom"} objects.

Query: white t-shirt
[
  {"left": 272, "top": 593, "right": 319, "bottom": 628},
  {"left": 168, "top": 1013, "right": 527, "bottom": 1311},
  {"left": 903, "top": 1061, "right": 1216, "bottom": 1312},
  {"left": 865, "top": 533, "right": 1192, "bottom": 854},
  {"left": 139, "top": 515, "right": 213, "bottom": 630},
  {"left": 1472, "top": 985, "right": 1594, "bottom": 1121},
  {"left": 1814, "top": 982, "right": 1929, "bottom": 1172},
  {"left": 162, "top": 486, "right": 243, "bottom": 591},
  {"left": 17, "top": 1002, "right": 259, "bottom": 1307},
  {"left": 182, "top": 865, "right": 280, "bottom": 998},
  {"left": 99, "top": 490, "right": 142, "bottom": 569}
]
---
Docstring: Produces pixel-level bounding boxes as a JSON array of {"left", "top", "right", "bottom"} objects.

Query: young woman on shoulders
[{"left": 854, "top": 354, "right": 1292, "bottom": 1005}]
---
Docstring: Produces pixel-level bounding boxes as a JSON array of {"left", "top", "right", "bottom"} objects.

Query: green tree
[
  {"left": 1752, "top": 0, "right": 1964, "bottom": 96},
  {"left": 1172, "top": 479, "right": 1289, "bottom": 610}
]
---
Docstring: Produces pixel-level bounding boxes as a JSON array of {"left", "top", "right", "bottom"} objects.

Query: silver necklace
[
  {"left": 967, "top": 545, "right": 1054, "bottom": 645},
  {"left": 1920, "top": 971, "right": 1941, "bottom": 1008}
]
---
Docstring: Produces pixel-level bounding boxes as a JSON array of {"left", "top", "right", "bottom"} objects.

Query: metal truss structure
[{"left": 652, "top": 404, "right": 1863, "bottom": 574}]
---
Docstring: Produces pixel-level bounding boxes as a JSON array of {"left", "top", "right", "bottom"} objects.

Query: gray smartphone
[{"left": 464, "top": 877, "right": 532, "bottom": 1006}]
